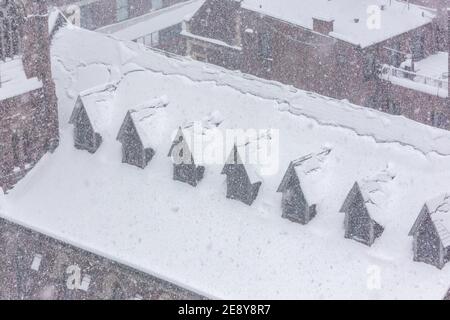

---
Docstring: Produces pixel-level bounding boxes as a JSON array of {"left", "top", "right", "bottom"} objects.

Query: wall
[
  {"left": 0, "top": 0, "right": 59, "bottom": 192},
  {"left": 0, "top": 217, "right": 203, "bottom": 299},
  {"left": 387, "top": 81, "right": 449, "bottom": 129},
  {"left": 53, "top": 0, "right": 189, "bottom": 30}
]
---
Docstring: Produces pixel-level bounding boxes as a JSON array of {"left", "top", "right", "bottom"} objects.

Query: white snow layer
[
  {"left": 0, "top": 58, "right": 43, "bottom": 101},
  {"left": 415, "top": 52, "right": 449, "bottom": 80},
  {"left": 98, "top": 0, "right": 205, "bottom": 41},
  {"left": 239, "top": 0, "right": 434, "bottom": 48},
  {"left": 2, "top": 26, "right": 450, "bottom": 299}
]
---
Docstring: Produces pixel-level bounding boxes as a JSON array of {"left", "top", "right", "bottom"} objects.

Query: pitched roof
[
  {"left": 119, "top": 96, "right": 169, "bottom": 148},
  {"left": 428, "top": 193, "right": 450, "bottom": 247},
  {"left": 277, "top": 148, "right": 332, "bottom": 203},
  {"left": 167, "top": 112, "right": 224, "bottom": 163},
  {"left": 222, "top": 144, "right": 262, "bottom": 185},
  {"left": 409, "top": 193, "right": 450, "bottom": 247},
  {"left": 69, "top": 87, "right": 114, "bottom": 133},
  {"left": 340, "top": 167, "right": 395, "bottom": 225}
]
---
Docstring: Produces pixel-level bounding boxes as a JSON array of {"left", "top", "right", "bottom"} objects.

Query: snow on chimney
[{"left": 313, "top": 17, "right": 334, "bottom": 35}]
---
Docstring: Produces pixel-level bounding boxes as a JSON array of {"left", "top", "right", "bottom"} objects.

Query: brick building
[
  {"left": 97, "top": 0, "right": 204, "bottom": 55},
  {"left": 54, "top": 0, "right": 189, "bottom": 30},
  {"left": 0, "top": 218, "right": 202, "bottom": 300},
  {"left": 407, "top": 0, "right": 448, "bottom": 51},
  {"left": 183, "top": 0, "right": 449, "bottom": 129},
  {"left": 0, "top": 0, "right": 59, "bottom": 193}
]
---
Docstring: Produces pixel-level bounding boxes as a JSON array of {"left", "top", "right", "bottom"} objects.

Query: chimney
[{"left": 313, "top": 17, "right": 334, "bottom": 35}]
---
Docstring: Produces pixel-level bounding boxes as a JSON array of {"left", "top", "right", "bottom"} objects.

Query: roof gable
[
  {"left": 340, "top": 182, "right": 362, "bottom": 213},
  {"left": 117, "top": 97, "right": 169, "bottom": 148},
  {"left": 409, "top": 194, "right": 450, "bottom": 249},
  {"left": 427, "top": 193, "right": 450, "bottom": 247},
  {"left": 222, "top": 144, "right": 261, "bottom": 184},
  {"left": 277, "top": 162, "right": 299, "bottom": 193},
  {"left": 277, "top": 148, "right": 331, "bottom": 197},
  {"left": 69, "top": 96, "right": 84, "bottom": 124},
  {"left": 116, "top": 111, "right": 144, "bottom": 148},
  {"left": 69, "top": 97, "right": 94, "bottom": 131},
  {"left": 168, "top": 127, "right": 196, "bottom": 165},
  {"left": 409, "top": 205, "right": 430, "bottom": 236}
]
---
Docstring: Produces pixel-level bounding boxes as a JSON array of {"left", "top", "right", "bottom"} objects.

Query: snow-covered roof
[
  {"left": 239, "top": 0, "right": 434, "bottom": 48},
  {"left": 290, "top": 148, "right": 332, "bottom": 204},
  {"left": 427, "top": 194, "right": 450, "bottom": 247},
  {"left": 98, "top": 0, "right": 205, "bottom": 41},
  {"left": 0, "top": 57, "right": 42, "bottom": 101},
  {"left": 128, "top": 96, "right": 169, "bottom": 149},
  {"left": 415, "top": 52, "right": 448, "bottom": 81},
  {"left": 168, "top": 111, "right": 225, "bottom": 164},
  {"left": 75, "top": 84, "right": 115, "bottom": 132},
  {"left": 48, "top": 7, "right": 67, "bottom": 35},
  {"left": 359, "top": 167, "right": 396, "bottom": 224},
  {"left": 4, "top": 26, "right": 450, "bottom": 299}
]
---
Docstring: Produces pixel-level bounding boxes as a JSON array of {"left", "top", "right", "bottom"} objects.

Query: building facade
[
  {"left": 55, "top": 0, "right": 189, "bottom": 30},
  {"left": 183, "top": 0, "right": 449, "bottom": 129},
  {"left": 0, "top": 0, "right": 59, "bottom": 193},
  {"left": 0, "top": 217, "right": 203, "bottom": 299},
  {"left": 97, "top": 0, "right": 204, "bottom": 56}
]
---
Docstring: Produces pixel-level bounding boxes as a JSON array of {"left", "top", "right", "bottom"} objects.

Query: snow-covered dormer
[
  {"left": 222, "top": 143, "right": 263, "bottom": 206},
  {"left": 117, "top": 96, "right": 169, "bottom": 169},
  {"left": 340, "top": 167, "right": 395, "bottom": 246},
  {"left": 277, "top": 148, "right": 332, "bottom": 225},
  {"left": 409, "top": 193, "right": 450, "bottom": 269}
]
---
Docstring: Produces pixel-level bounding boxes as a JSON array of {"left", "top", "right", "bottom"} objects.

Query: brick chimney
[{"left": 313, "top": 17, "right": 334, "bottom": 35}]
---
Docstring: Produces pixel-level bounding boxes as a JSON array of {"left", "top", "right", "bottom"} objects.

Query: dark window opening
[
  {"left": 0, "top": 1, "right": 24, "bottom": 60},
  {"left": 12, "top": 133, "right": 20, "bottom": 164}
]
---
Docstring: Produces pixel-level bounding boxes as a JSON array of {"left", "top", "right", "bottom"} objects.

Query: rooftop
[
  {"left": 3, "top": 26, "right": 450, "bottom": 299},
  {"left": 239, "top": 0, "right": 434, "bottom": 48},
  {"left": 98, "top": 0, "right": 204, "bottom": 41},
  {"left": 292, "top": 149, "right": 332, "bottom": 204},
  {"left": 359, "top": 167, "right": 396, "bottom": 224},
  {"left": 427, "top": 193, "right": 450, "bottom": 248},
  {"left": 128, "top": 96, "right": 169, "bottom": 149},
  {"left": 415, "top": 52, "right": 448, "bottom": 81}
]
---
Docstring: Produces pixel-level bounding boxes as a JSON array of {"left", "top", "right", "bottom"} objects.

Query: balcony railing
[{"left": 381, "top": 64, "right": 449, "bottom": 90}]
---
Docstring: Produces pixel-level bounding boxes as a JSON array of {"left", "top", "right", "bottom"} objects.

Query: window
[
  {"left": 23, "top": 131, "right": 32, "bottom": 163},
  {"left": 116, "top": 0, "right": 129, "bottom": 22},
  {"left": 258, "top": 31, "right": 272, "bottom": 60},
  {"left": 431, "top": 111, "right": 448, "bottom": 128},
  {"left": 412, "top": 33, "right": 425, "bottom": 60},
  {"left": 336, "top": 52, "right": 347, "bottom": 66},
  {"left": 192, "top": 52, "right": 207, "bottom": 62},
  {"left": 363, "top": 51, "right": 378, "bottom": 81},
  {"left": 258, "top": 30, "right": 273, "bottom": 72},
  {"left": 152, "top": 0, "right": 163, "bottom": 10},
  {"left": 144, "top": 32, "right": 160, "bottom": 47},
  {"left": 80, "top": 5, "right": 96, "bottom": 29},
  {"left": 389, "top": 43, "right": 401, "bottom": 67},
  {"left": 11, "top": 133, "right": 20, "bottom": 164},
  {"left": 0, "top": 0, "right": 24, "bottom": 60}
]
